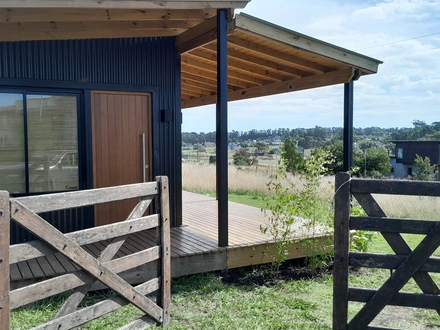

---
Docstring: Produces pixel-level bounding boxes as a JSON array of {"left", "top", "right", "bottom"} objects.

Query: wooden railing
[
  {"left": 333, "top": 172, "right": 440, "bottom": 330},
  {"left": 0, "top": 176, "right": 170, "bottom": 329}
]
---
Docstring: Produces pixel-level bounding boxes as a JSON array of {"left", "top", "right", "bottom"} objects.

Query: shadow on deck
[{"left": 10, "top": 191, "right": 331, "bottom": 288}]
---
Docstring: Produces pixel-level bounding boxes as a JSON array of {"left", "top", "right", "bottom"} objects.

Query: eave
[{"left": 180, "top": 13, "right": 383, "bottom": 108}]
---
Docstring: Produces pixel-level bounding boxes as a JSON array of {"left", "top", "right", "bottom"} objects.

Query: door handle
[{"left": 142, "top": 133, "right": 147, "bottom": 182}]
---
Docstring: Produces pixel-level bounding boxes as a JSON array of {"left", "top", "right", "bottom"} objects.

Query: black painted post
[
  {"left": 216, "top": 9, "right": 228, "bottom": 247},
  {"left": 343, "top": 80, "right": 354, "bottom": 172}
]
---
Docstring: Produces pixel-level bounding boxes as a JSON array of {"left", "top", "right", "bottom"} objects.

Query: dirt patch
[{"left": 220, "top": 258, "right": 332, "bottom": 287}]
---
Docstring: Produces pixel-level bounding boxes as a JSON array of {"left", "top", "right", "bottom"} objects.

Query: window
[
  {"left": 396, "top": 147, "right": 403, "bottom": 159},
  {"left": 0, "top": 92, "right": 79, "bottom": 195}
]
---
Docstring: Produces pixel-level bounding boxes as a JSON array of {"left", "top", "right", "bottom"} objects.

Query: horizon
[{"left": 182, "top": 0, "right": 440, "bottom": 133}]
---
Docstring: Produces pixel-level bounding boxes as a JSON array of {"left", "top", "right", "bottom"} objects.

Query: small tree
[
  {"left": 233, "top": 149, "right": 253, "bottom": 166},
  {"left": 414, "top": 155, "right": 437, "bottom": 181},
  {"left": 255, "top": 141, "right": 269, "bottom": 154},
  {"left": 281, "top": 138, "right": 305, "bottom": 173}
]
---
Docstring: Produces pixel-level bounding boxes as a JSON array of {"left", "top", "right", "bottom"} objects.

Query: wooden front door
[{"left": 91, "top": 91, "right": 152, "bottom": 226}]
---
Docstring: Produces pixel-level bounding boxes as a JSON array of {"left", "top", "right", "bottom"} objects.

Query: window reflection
[
  {"left": 0, "top": 94, "right": 25, "bottom": 194},
  {"left": 0, "top": 92, "right": 79, "bottom": 195},
  {"left": 27, "top": 95, "right": 78, "bottom": 193}
]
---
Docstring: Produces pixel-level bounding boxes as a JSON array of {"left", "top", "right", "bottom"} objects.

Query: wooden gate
[
  {"left": 333, "top": 172, "right": 440, "bottom": 330},
  {"left": 0, "top": 177, "right": 170, "bottom": 329}
]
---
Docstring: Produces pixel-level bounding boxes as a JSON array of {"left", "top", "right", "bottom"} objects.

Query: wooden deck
[{"left": 10, "top": 191, "right": 331, "bottom": 287}]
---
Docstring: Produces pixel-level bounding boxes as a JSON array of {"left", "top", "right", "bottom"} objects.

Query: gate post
[
  {"left": 333, "top": 173, "right": 351, "bottom": 330},
  {"left": 0, "top": 191, "right": 10, "bottom": 330}
]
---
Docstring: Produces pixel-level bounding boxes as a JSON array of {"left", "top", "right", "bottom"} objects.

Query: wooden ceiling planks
[
  {"left": 180, "top": 13, "right": 382, "bottom": 109},
  {"left": 0, "top": 1, "right": 250, "bottom": 9}
]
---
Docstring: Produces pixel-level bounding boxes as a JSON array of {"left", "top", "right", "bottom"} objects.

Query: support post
[
  {"left": 333, "top": 173, "right": 351, "bottom": 330},
  {"left": 216, "top": 9, "right": 228, "bottom": 247},
  {"left": 343, "top": 80, "right": 354, "bottom": 171},
  {"left": 0, "top": 191, "right": 10, "bottom": 330}
]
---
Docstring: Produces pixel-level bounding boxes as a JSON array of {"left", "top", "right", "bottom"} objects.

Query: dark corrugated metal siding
[{"left": 0, "top": 37, "right": 182, "bottom": 243}]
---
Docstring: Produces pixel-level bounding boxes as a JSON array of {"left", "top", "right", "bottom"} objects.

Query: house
[
  {"left": 0, "top": 1, "right": 381, "bottom": 271},
  {"left": 390, "top": 140, "right": 440, "bottom": 178}
]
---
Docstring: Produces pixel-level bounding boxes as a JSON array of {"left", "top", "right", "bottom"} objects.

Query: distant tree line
[{"left": 183, "top": 120, "right": 440, "bottom": 149}]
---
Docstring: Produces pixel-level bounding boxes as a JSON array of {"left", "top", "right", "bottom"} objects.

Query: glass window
[
  {"left": 0, "top": 94, "right": 26, "bottom": 194},
  {"left": 397, "top": 148, "right": 403, "bottom": 159},
  {"left": 27, "top": 95, "right": 78, "bottom": 193},
  {"left": 0, "top": 92, "right": 79, "bottom": 195}
]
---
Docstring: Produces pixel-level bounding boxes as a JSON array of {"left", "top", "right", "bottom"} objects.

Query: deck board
[{"left": 10, "top": 191, "right": 331, "bottom": 284}]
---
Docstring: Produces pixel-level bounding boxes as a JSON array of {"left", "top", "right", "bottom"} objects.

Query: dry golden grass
[
  {"left": 182, "top": 163, "right": 440, "bottom": 220},
  {"left": 373, "top": 194, "right": 440, "bottom": 220},
  {"left": 182, "top": 163, "right": 335, "bottom": 199}
]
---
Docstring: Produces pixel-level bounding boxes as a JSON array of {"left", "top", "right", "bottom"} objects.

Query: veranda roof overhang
[
  {"left": 0, "top": 1, "right": 249, "bottom": 40},
  {"left": 179, "top": 13, "right": 383, "bottom": 108}
]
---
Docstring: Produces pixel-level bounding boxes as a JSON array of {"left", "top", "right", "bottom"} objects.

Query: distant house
[{"left": 390, "top": 140, "right": 440, "bottom": 178}]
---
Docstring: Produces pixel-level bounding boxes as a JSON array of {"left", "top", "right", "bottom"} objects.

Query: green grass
[
  {"left": 11, "top": 234, "right": 440, "bottom": 329},
  {"left": 11, "top": 189, "right": 440, "bottom": 329}
]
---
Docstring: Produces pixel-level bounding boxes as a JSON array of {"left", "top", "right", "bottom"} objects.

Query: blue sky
[{"left": 182, "top": 0, "right": 440, "bottom": 133}]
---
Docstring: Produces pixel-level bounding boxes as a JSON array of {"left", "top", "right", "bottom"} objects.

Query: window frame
[{"left": 0, "top": 87, "right": 85, "bottom": 197}]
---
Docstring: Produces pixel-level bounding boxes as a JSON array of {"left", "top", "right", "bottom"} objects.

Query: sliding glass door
[{"left": 0, "top": 91, "right": 79, "bottom": 195}]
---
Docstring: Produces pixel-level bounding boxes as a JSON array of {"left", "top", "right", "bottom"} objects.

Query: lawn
[
  {"left": 12, "top": 233, "right": 440, "bottom": 330},
  {"left": 11, "top": 164, "right": 440, "bottom": 329}
]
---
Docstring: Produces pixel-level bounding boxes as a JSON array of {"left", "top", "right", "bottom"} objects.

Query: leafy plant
[
  {"left": 414, "top": 154, "right": 437, "bottom": 181},
  {"left": 261, "top": 150, "right": 333, "bottom": 272},
  {"left": 350, "top": 206, "right": 375, "bottom": 252}
]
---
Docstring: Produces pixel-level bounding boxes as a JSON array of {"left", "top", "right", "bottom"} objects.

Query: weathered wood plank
[
  {"left": 11, "top": 246, "right": 160, "bottom": 309},
  {"left": 157, "top": 176, "right": 171, "bottom": 326},
  {"left": 351, "top": 178, "right": 440, "bottom": 196},
  {"left": 10, "top": 201, "right": 163, "bottom": 322},
  {"left": 54, "top": 197, "right": 153, "bottom": 318},
  {"left": 349, "top": 287, "right": 440, "bottom": 310},
  {"left": 13, "top": 182, "right": 158, "bottom": 213},
  {"left": 10, "top": 213, "right": 158, "bottom": 263},
  {"left": 0, "top": 191, "right": 10, "bottom": 330},
  {"left": 31, "top": 278, "right": 160, "bottom": 330},
  {"left": 348, "top": 221, "right": 440, "bottom": 329},
  {"left": 350, "top": 252, "right": 440, "bottom": 273},
  {"left": 354, "top": 193, "right": 440, "bottom": 314},
  {"left": 333, "top": 172, "right": 351, "bottom": 330},
  {"left": 350, "top": 216, "right": 437, "bottom": 234}
]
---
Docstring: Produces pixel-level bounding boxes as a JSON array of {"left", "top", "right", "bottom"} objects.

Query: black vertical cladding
[{"left": 0, "top": 37, "right": 181, "bottom": 243}]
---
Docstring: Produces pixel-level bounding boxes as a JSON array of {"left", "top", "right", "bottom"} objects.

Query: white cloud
[{"left": 183, "top": 0, "right": 440, "bottom": 132}]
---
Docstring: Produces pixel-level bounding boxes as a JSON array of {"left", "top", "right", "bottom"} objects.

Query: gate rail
[
  {"left": 333, "top": 172, "right": 440, "bottom": 330},
  {"left": 0, "top": 176, "right": 170, "bottom": 329}
]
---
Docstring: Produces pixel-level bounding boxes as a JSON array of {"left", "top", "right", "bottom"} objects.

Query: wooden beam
[
  {"left": 228, "top": 35, "right": 330, "bottom": 74},
  {"left": 186, "top": 49, "right": 284, "bottom": 82},
  {"left": 0, "top": 28, "right": 184, "bottom": 41},
  {"left": 181, "top": 65, "right": 252, "bottom": 88},
  {"left": 181, "top": 87, "right": 205, "bottom": 98},
  {"left": 234, "top": 13, "right": 381, "bottom": 74},
  {"left": 182, "top": 72, "right": 218, "bottom": 88},
  {"left": 0, "top": 1, "right": 250, "bottom": 9},
  {"left": 182, "top": 55, "right": 269, "bottom": 85},
  {"left": 0, "top": 8, "right": 217, "bottom": 22},
  {"left": 182, "top": 79, "right": 214, "bottom": 94},
  {"left": 203, "top": 43, "right": 307, "bottom": 78},
  {"left": 0, "top": 20, "right": 195, "bottom": 41},
  {"left": 176, "top": 14, "right": 218, "bottom": 54},
  {"left": 182, "top": 67, "right": 355, "bottom": 108}
]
